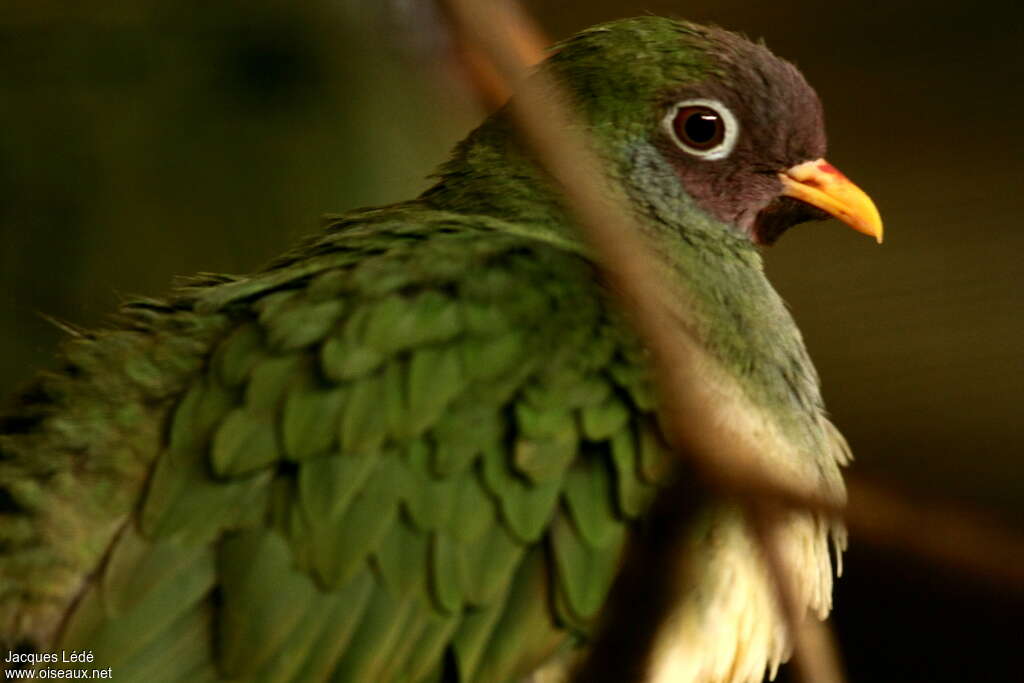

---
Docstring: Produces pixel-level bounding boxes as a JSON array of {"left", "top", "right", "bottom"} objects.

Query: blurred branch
[
  {"left": 846, "top": 476, "right": 1024, "bottom": 588},
  {"left": 740, "top": 471, "right": 1024, "bottom": 590},
  {"left": 434, "top": 1, "right": 820, "bottom": 506},
  {"left": 436, "top": 0, "right": 546, "bottom": 109},
  {"left": 436, "top": 1, "right": 844, "bottom": 681},
  {"left": 434, "top": 0, "right": 1024, "bottom": 591},
  {"left": 434, "top": 1, "right": 1024, "bottom": 681},
  {"left": 750, "top": 502, "right": 846, "bottom": 683}
]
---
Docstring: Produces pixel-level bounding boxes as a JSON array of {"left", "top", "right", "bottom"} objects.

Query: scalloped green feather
[
  {"left": 244, "top": 354, "right": 306, "bottom": 413},
  {"left": 141, "top": 437, "right": 272, "bottom": 543},
  {"left": 405, "top": 291, "right": 463, "bottom": 345},
  {"left": 429, "top": 532, "right": 463, "bottom": 613},
  {"left": 482, "top": 444, "right": 565, "bottom": 543},
  {"left": 306, "top": 451, "right": 404, "bottom": 589},
  {"left": 97, "top": 601, "right": 213, "bottom": 683},
  {"left": 406, "top": 345, "right": 464, "bottom": 436},
  {"left": 580, "top": 395, "right": 631, "bottom": 441},
  {"left": 100, "top": 525, "right": 214, "bottom": 620},
  {"left": 210, "top": 408, "right": 280, "bottom": 477},
  {"left": 401, "top": 440, "right": 458, "bottom": 531},
  {"left": 609, "top": 430, "right": 656, "bottom": 518},
  {"left": 429, "top": 401, "right": 503, "bottom": 476},
  {"left": 297, "top": 451, "right": 379, "bottom": 524},
  {"left": 166, "top": 378, "right": 235, "bottom": 460},
  {"left": 459, "top": 301, "right": 511, "bottom": 335},
  {"left": 561, "top": 374, "right": 614, "bottom": 409},
  {"left": 576, "top": 331, "right": 618, "bottom": 373},
  {"left": 60, "top": 531, "right": 216, "bottom": 672},
  {"left": 218, "top": 530, "right": 318, "bottom": 677},
  {"left": 446, "top": 467, "right": 495, "bottom": 543},
  {"left": 550, "top": 513, "right": 626, "bottom": 622},
  {"left": 376, "top": 608, "right": 431, "bottom": 682},
  {"left": 263, "top": 297, "right": 346, "bottom": 351},
  {"left": 459, "top": 331, "right": 526, "bottom": 381},
  {"left": 563, "top": 456, "right": 624, "bottom": 548},
  {"left": 291, "top": 568, "right": 375, "bottom": 681},
  {"left": 254, "top": 289, "right": 300, "bottom": 322},
  {"left": 321, "top": 335, "right": 385, "bottom": 381},
  {"left": 244, "top": 590, "right": 339, "bottom": 683},
  {"left": 362, "top": 295, "right": 412, "bottom": 353},
  {"left": 382, "top": 357, "right": 410, "bottom": 439},
  {"left": 282, "top": 374, "right": 346, "bottom": 461},
  {"left": 320, "top": 300, "right": 384, "bottom": 380},
  {"left": 455, "top": 509, "right": 524, "bottom": 606},
  {"left": 373, "top": 514, "right": 429, "bottom": 598},
  {"left": 473, "top": 548, "right": 566, "bottom": 683},
  {"left": 329, "top": 576, "right": 417, "bottom": 682},
  {"left": 631, "top": 377, "right": 657, "bottom": 411},
  {"left": 350, "top": 254, "right": 420, "bottom": 297},
  {"left": 306, "top": 268, "right": 350, "bottom": 302},
  {"left": 551, "top": 562, "right": 589, "bottom": 632},
  {"left": 451, "top": 590, "right": 511, "bottom": 682},
  {"left": 637, "top": 419, "right": 672, "bottom": 484},
  {"left": 459, "top": 265, "right": 520, "bottom": 303},
  {"left": 338, "top": 370, "right": 390, "bottom": 452},
  {"left": 512, "top": 427, "right": 577, "bottom": 484},
  {"left": 361, "top": 291, "right": 463, "bottom": 356},
  {"left": 401, "top": 612, "right": 460, "bottom": 683},
  {"left": 429, "top": 438, "right": 478, "bottom": 478},
  {"left": 609, "top": 354, "right": 657, "bottom": 411},
  {"left": 210, "top": 322, "right": 267, "bottom": 388},
  {"left": 515, "top": 401, "right": 576, "bottom": 439},
  {"left": 522, "top": 373, "right": 611, "bottom": 411}
]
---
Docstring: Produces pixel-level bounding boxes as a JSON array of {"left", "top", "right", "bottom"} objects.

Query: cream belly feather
[
  {"left": 529, "top": 352, "right": 849, "bottom": 683},
  {"left": 528, "top": 511, "right": 843, "bottom": 683},
  {"left": 640, "top": 364, "right": 849, "bottom": 683},
  {"left": 645, "top": 510, "right": 843, "bottom": 683}
]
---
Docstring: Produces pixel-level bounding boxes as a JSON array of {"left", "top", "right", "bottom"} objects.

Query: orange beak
[{"left": 779, "top": 159, "right": 884, "bottom": 243}]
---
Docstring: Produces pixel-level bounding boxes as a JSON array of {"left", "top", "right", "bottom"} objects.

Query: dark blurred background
[{"left": 1, "top": 1, "right": 1022, "bottom": 680}]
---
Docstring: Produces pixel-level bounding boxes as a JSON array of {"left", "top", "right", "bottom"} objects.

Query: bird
[{"left": 0, "top": 16, "right": 881, "bottom": 683}]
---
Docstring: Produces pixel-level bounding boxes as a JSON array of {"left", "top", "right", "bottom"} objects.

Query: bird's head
[{"left": 542, "top": 17, "right": 882, "bottom": 245}]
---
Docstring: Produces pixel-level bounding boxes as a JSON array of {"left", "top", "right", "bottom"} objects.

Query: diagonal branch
[
  {"left": 433, "top": 0, "right": 1024, "bottom": 593},
  {"left": 436, "top": 0, "right": 826, "bottom": 509},
  {"left": 750, "top": 501, "right": 846, "bottom": 683},
  {"left": 436, "top": 1, "right": 845, "bottom": 682},
  {"left": 433, "top": 1, "right": 1024, "bottom": 681}
]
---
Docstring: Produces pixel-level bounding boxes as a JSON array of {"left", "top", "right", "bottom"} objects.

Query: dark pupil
[
  {"left": 673, "top": 106, "right": 724, "bottom": 150},
  {"left": 685, "top": 113, "right": 719, "bottom": 143}
]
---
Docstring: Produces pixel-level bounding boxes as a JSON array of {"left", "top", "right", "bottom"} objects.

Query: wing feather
[{"left": 31, "top": 213, "right": 672, "bottom": 682}]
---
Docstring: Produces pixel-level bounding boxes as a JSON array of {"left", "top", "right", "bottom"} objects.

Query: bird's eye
[
  {"left": 675, "top": 107, "right": 723, "bottom": 149},
  {"left": 664, "top": 98, "right": 739, "bottom": 160}
]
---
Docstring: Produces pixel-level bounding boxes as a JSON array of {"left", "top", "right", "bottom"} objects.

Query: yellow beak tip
[{"left": 780, "top": 159, "right": 884, "bottom": 244}]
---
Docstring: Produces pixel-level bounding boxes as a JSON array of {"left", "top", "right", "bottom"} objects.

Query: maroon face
[{"left": 655, "top": 32, "right": 882, "bottom": 245}]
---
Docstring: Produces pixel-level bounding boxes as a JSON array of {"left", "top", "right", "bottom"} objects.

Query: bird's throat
[{"left": 751, "top": 196, "right": 830, "bottom": 245}]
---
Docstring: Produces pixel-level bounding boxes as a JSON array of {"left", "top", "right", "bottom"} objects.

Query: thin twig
[
  {"left": 845, "top": 476, "right": 1024, "bottom": 588},
  {"left": 435, "top": 0, "right": 1024, "bottom": 590},
  {"left": 436, "top": 0, "right": 546, "bottom": 109},
  {"left": 749, "top": 502, "right": 846, "bottom": 683},
  {"left": 434, "top": 0, "right": 1024, "bottom": 679},
  {"left": 437, "top": 0, "right": 821, "bottom": 505},
  {"left": 437, "top": 1, "right": 844, "bottom": 681}
]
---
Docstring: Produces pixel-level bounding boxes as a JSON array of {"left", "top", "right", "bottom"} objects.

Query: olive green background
[{"left": 1, "top": 1, "right": 1021, "bottom": 680}]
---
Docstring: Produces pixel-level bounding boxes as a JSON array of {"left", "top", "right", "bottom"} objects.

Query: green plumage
[
  {"left": 0, "top": 205, "right": 658, "bottom": 681},
  {"left": 0, "top": 16, "right": 854, "bottom": 683}
]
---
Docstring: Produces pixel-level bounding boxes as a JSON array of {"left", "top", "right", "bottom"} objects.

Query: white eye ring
[{"left": 663, "top": 98, "right": 740, "bottom": 161}]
